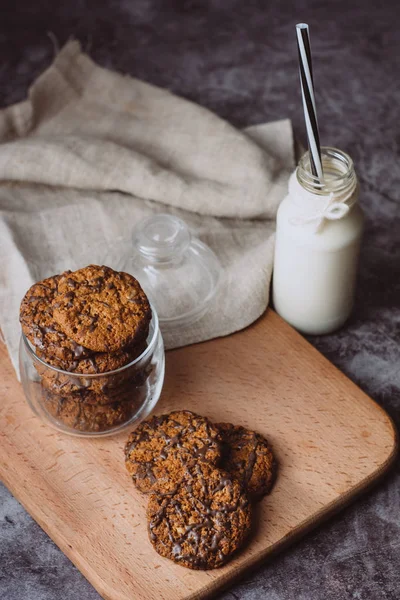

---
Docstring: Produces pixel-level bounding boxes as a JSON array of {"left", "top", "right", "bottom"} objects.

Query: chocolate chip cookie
[
  {"left": 217, "top": 423, "right": 277, "bottom": 499},
  {"left": 42, "top": 388, "right": 139, "bottom": 433},
  {"left": 147, "top": 460, "right": 252, "bottom": 569},
  {"left": 40, "top": 371, "right": 144, "bottom": 404},
  {"left": 36, "top": 338, "right": 148, "bottom": 397},
  {"left": 125, "top": 411, "right": 222, "bottom": 493},
  {"left": 37, "top": 340, "right": 146, "bottom": 374},
  {"left": 52, "top": 265, "right": 151, "bottom": 353},
  {"left": 20, "top": 273, "right": 93, "bottom": 364}
]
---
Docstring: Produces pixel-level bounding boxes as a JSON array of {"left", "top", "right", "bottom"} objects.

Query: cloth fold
[{"left": 0, "top": 41, "right": 294, "bottom": 377}]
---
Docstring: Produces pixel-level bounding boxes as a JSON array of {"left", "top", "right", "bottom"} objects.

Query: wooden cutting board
[{"left": 0, "top": 310, "right": 397, "bottom": 600}]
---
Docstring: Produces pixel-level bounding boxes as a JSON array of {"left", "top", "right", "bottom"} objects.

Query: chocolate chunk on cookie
[
  {"left": 124, "top": 411, "right": 222, "bottom": 493},
  {"left": 147, "top": 460, "right": 252, "bottom": 569},
  {"left": 217, "top": 423, "right": 277, "bottom": 499},
  {"left": 52, "top": 265, "right": 151, "bottom": 353},
  {"left": 19, "top": 273, "right": 93, "bottom": 364}
]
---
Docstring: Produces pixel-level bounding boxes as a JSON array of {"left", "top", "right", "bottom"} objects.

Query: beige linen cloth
[{"left": 0, "top": 41, "right": 294, "bottom": 377}]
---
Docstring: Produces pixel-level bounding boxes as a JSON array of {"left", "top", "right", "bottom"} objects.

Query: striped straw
[{"left": 296, "top": 23, "right": 323, "bottom": 180}]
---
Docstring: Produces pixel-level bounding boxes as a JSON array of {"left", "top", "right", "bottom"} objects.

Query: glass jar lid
[{"left": 123, "top": 214, "right": 221, "bottom": 334}]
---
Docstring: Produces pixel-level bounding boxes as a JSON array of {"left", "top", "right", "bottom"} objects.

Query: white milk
[{"left": 273, "top": 147, "right": 364, "bottom": 335}]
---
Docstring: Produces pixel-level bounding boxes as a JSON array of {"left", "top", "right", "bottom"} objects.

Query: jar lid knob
[{"left": 133, "top": 214, "right": 191, "bottom": 262}]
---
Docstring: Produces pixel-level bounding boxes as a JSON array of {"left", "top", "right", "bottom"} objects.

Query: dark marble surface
[{"left": 1, "top": 1, "right": 399, "bottom": 599}]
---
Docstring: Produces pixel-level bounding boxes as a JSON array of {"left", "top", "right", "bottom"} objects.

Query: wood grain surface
[{"left": 0, "top": 310, "right": 397, "bottom": 600}]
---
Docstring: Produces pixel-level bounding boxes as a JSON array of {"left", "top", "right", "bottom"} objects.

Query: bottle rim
[{"left": 297, "top": 146, "right": 356, "bottom": 196}]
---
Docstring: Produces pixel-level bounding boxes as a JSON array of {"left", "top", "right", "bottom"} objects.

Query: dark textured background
[{"left": 0, "top": 1, "right": 399, "bottom": 599}]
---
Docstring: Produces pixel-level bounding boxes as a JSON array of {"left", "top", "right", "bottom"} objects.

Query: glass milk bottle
[{"left": 273, "top": 147, "right": 364, "bottom": 335}]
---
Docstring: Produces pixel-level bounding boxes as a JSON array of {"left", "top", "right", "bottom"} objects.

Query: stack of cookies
[
  {"left": 20, "top": 265, "right": 152, "bottom": 432},
  {"left": 124, "top": 410, "right": 277, "bottom": 569}
]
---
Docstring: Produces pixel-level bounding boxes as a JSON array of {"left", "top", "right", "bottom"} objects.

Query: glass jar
[
  {"left": 19, "top": 309, "right": 164, "bottom": 436},
  {"left": 273, "top": 147, "right": 364, "bottom": 335}
]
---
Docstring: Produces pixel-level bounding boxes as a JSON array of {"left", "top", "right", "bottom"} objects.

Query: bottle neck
[
  {"left": 287, "top": 147, "right": 359, "bottom": 233},
  {"left": 297, "top": 147, "right": 357, "bottom": 200}
]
